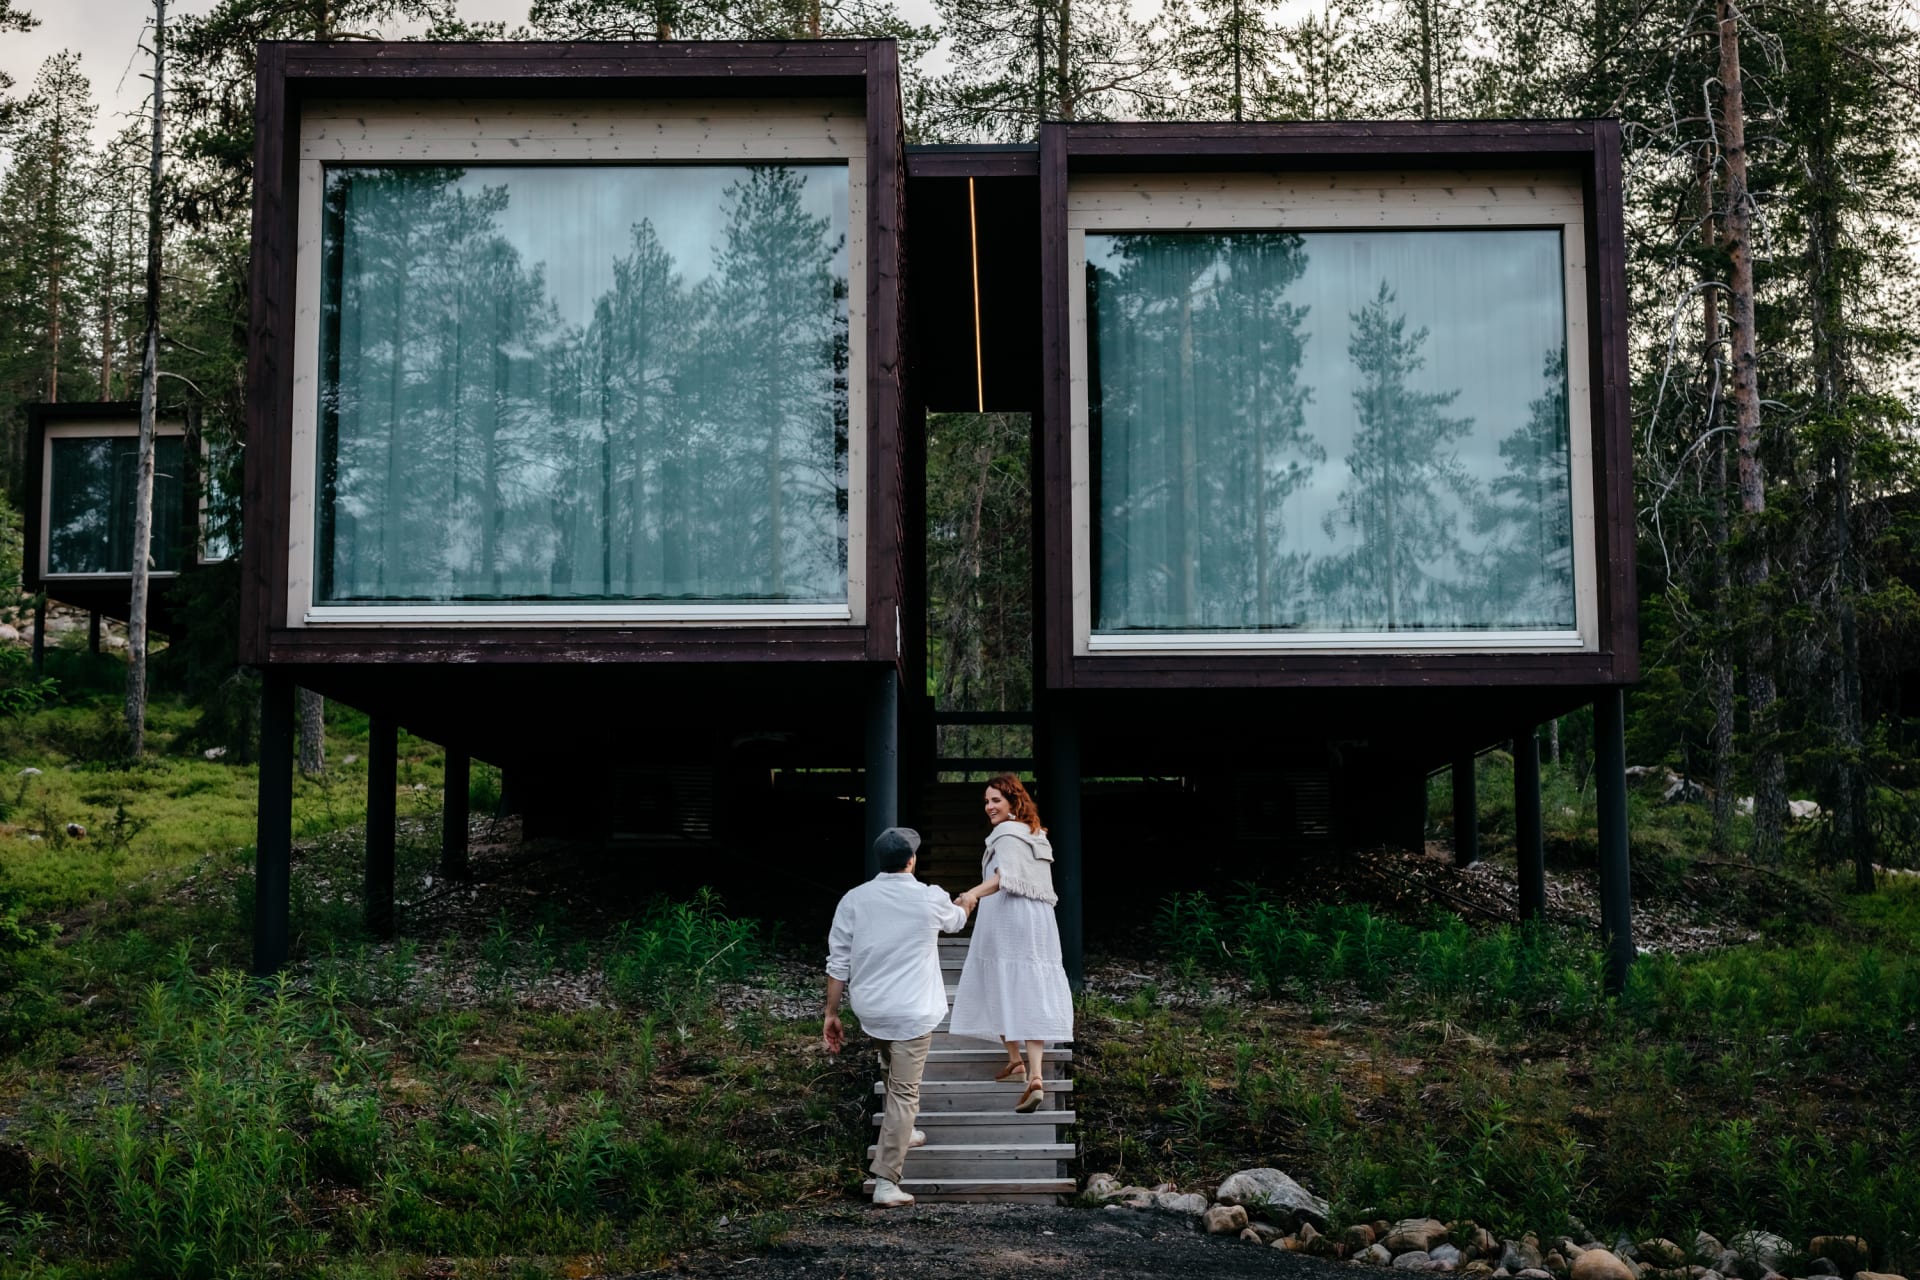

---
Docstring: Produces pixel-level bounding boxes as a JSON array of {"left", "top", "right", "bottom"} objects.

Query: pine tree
[
  {"left": 0, "top": 51, "right": 98, "bottom": 501},
  {"left": 1164, "top": 0, "right": 1290, "bottom": 120},
  {"left": 0, "top": 2, "right": 39, "bottom": 137},
  {"left": 1273, "top": 1, "right": 1366, "bottom": 120},
  {"left": 1319, "top": 282, "right": 1474, "bottom": 629},
  {"left": 915, "top": 0, "right": 1175, "bottom": 141}
]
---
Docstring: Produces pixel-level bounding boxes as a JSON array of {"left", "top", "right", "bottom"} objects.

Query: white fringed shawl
[{"left": 985, "top": 821, "right": 1058, "bottom": 906}]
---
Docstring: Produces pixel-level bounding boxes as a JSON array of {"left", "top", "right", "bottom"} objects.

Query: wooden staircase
[{"left": 861, "top": 935, "right": 1078, "bottom": 1203}]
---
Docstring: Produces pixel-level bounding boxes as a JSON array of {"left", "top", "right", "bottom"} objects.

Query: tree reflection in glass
[
  {"left": 317, "top": 163, "right": 850, "bottom": 605},
  {"left": 46, "top": 435, "right": 186, "bottom": 575},
  {"left": 1087, "top": 227, "right": 1575, "bottom": 636}
]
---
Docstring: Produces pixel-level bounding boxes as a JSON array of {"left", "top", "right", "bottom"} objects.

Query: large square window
[
  {"left": 44, "top": 433, "right": 186, "bottom": 576},
  {"left": 315, "top": 162, "right": 851, "bottom": 608},
  {"left": 1086, "top": 226, "right": 1577, "bottom": 642}
]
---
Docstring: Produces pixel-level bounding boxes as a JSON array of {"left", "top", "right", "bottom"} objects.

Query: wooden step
[
  {"left": 875, "top": 1078, "right": 1071, "bottom": 1111},
  {"left": 924, "top": 1049, "right": 1072, "bottom": 1080},
  {"left": 872, "top": 1142, "right": 1075, "bottom": 1179},
  {"left": 860, "top": 1176, "right": 1075, "bottom": 1204},
  {"left": 876, "top": 1109, "right": 1076, "bottom": 1146}
]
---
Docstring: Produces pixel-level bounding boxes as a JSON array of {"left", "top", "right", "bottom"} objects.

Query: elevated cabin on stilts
[
  {"left": 241, "top": 42, "right": 911, "bottom": 971},
  {"left": 20, "top": 401, "right": 212, "bottom": 663},
  {"left": 242, "top": 41, "right": 1638, "bottom": 991},
  {"left": 907, "top": 124, "right": 1639, "bottom": 991}
]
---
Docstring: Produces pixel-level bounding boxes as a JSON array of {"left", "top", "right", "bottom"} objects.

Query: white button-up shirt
[{"left": 826, "top": 872, "right": 969, "bottom": 1042}]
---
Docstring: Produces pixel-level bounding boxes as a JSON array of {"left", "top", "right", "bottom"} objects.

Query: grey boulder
[{"left": 1213, "top": 1168, "right": 1331, "bottom": 1230}]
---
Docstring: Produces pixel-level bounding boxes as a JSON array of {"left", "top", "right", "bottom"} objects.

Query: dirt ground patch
[{"left": 654, "top": 1204, "right": 1353, "bottom": 1279}]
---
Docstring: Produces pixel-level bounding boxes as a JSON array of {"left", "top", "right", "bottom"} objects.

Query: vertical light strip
[{"left": 968, "top": 176, "right": 985, "bottom": 413}]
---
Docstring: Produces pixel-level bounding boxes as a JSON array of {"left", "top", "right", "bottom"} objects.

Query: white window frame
[
  {"left": 289, "top": 97, "right": 869, "bottom": 628},
  {"left": 39, "top": 418, "right": 189, "bottom": 582},
  {"left": 1068, "top": 169, "right": 1599, "bottom": 656}
]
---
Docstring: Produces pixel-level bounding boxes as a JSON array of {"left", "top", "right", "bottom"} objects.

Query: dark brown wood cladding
[
  {"left": 905, "top": 146, "right": 1041, "bottom": 179},
  {"left": 240, "top": 41, "right": 905, "bottom": 669},
  {"left": 1038, "top": 119, "right": 1638, "bottom": 691}
]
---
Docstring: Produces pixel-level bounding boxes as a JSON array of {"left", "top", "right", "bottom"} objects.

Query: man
[{"left": 823, "top": 827, "right": 971, "bottom": 1208}]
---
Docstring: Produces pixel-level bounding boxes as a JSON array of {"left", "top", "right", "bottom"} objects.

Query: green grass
[{"left": 1083, "top": 874, "right": 1920, "bottom": 1266}]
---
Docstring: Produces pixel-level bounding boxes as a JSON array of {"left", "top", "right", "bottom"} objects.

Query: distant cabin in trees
[
  {"left": 242, "top": 42, "right": 1637, "bottom": 988},
  {"left": 21, "top": 401, "right": 218, "bottom": 655}
]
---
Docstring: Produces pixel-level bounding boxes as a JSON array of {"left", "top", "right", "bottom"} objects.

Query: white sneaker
[
  {"left": 871, "top": 1178, "right": 916, "bottom": 1208},
  {"left": 909, "top": 1129, "right": 927, "bottom": 1148}
]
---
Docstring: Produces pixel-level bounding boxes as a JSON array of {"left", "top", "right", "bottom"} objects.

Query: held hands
[
  {"left": 822, "top": 1012, "right": 845, "bottom": 1055},
  {"left": 953, "top": 891, "right": 978, "bottom": 916}
]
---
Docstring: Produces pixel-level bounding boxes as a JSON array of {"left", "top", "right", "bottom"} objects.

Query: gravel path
[{"left": 654, "top": 1204, "right": 1356, "bottom": 1279}]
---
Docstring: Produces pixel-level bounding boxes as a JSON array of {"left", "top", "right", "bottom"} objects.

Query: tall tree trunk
[
  {"left": 1717, "top": 0, "right": 1784, "bottom": 861},
  {"left": 127, "top": 0, "right": 165, "bottom": 758},
  {"left": 1057, "top": 0, "right": 1075, "bottom": 119},
  {"left": 1232, "top": 0, "right": 1246, "bottom": 121},
  {"left": 1418, "top": 0, "right": 1435, "bottom": 118},
  {"left": 298, "top": 688, "right": 326, "bottom": 776},
  {"left": 1799, "top": 14, "right": 1874, "bottom": 889},
  {"left": 1701, "top": 154, "right": 1736, "bottom": 855}
]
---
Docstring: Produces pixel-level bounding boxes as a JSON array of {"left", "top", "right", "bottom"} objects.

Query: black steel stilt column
[
  {"left": 1515, "top": 726, "right": 1546, "bottom": 922},
  {"left": 366, "top": 716, "right": 397, "bottom": 937},
  {"left": 88, "top": 611, "right": 101, "bottom": 654},
  {"left": 442, "top": 749, "right": 470, "bottom": 880},
  {"left": 864, "top": 665, "right": 899, "bottom": 880},
  {"left": 1452, "top": 752, "right": 1479, "bottom": 867},
  {"left": 31, "top": 599, "right": 45, "bottom": 675},
  {"left": 253, "top": 671, "right": 295, "bottom": 975},
  {"left": 1044, "top": 695, "right": 1084, "bottom": 992},
  {"left": 1595, "top": 689, "right": 1634, "bottom": 994}
]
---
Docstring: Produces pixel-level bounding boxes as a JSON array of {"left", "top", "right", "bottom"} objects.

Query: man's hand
[
  {"left": 954, "top": 891, "right": 977, "bottom": 915},
  {"left": 822, "top": 1012, "right": 845, "bottom": 1054}
]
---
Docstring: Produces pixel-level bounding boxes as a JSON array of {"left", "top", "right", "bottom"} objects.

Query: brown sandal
[
  {"left": 1014, "top": 1079, "right": 1045, "bottom": 1113},
  {"left": 993, "top": 1060, "right": 1028, "bottom": 1082}
]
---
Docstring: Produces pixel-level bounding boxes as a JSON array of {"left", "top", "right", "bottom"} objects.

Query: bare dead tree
[
  {"left": 1716, "top": 0, "right": 1786, "bottom": 861},
  {"left": 126, "top": 0, "right": 165, "bottom": 758}
]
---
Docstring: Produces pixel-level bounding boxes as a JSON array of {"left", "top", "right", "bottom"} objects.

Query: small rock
[
  {"left": 1695, "top": 1238, "right": 1728, "bottom": 1265},
  {"left": 1086, "top": 1173, "right": 1120, "bottom": 1198},
  {"left": 16, "top": 767, "right": 41, "bottom": 777},
  {"left": 1545, "top": 1252, "right": 1567, "bottom": 1277},
  {"left": 203, "top": 746, "right": 228, "bottom": 760},
  {"left": 1207, "top": 1205, "right": 1250, "bottom": 1235},
  {"left": 1349, "top": 1227, "right": 1380, "bottom": 1252},
  {"left": 1503, "top": 1241, "right": 1547, "bottom": 1273},
  {"left": 1573, "top": 1252, "right": 1638, "bottom": 1280},
  {"left": 1214, "top": 1168, "right": 1331, "bottom": 1231},
  {"left": 1241, "top": 1227, "right": 1265, "bottom": 1244},
  {"left": 1464, "top": 1265, "right": 1495, "bottom": 1279},
  {"left": 1250, "top": 1222, "right": 1285, "bottom": 1244},
  {"left": 1395, "top": 1253, "right": 1434, "bottom": 1271},
  {"left": 1390, "top": 1221, "right": 1450, "bottom": 1255},
  {"left": 0, "top": 625, "right": 17, "bottom": 642},
  {"left": 1519, "top": 1271, "right": 1555, "bottom": 1280},
  {"left": 1361, "top": 1244, "right": 1394, "bottom": 1266},
  {"left": 1153, "top": 1191, "right": 1208, "bottom": 1216},
  {"left": 1731, "top": 1233, "right": 1794, "bottom": 1277},
  {"left": 343, "top": 753, "right": 360, "bottom": 766},
  {"left": 1716, "top": 1254, "right": 1745, "bottom": 1278},
  {"left": 1852, "top": 1273, "right": 1906, "bottom": 1280},
  {"left": 1809, "top": 1241, "right": 1868, "bottom": 1275},
  {"left": 1809, "top": 1263, "right": 1838, "bottom": 1278},
  {"left": 1789, "top": 798, "right": 1822, "bottom": 820},
  {"left": 1433, "top": 1248, "right": 1463, "bottom": 1266},
  {"left": 65, "top": 822, "right": 86, "bottom": 838},
  {"left": 1644, "top": 1243, "right": 1689, "bottom": 1268}
]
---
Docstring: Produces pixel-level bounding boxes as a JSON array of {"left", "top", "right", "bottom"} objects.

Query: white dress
[{"left": 947, "top": 836, "right": 1075, "bottom": 1045}]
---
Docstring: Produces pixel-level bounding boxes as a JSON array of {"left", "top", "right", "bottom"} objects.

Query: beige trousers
[{"left": 869, "top": 1032, "right": 932, "bottom": 1185}]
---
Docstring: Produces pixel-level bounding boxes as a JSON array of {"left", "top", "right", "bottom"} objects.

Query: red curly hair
[{"left": 985, "top": 773, "right": 1047, "bottom": 834}]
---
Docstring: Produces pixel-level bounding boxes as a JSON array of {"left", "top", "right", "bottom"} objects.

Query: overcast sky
[{"left": 0, "top": 0, "right": 945, "bottom": 149}]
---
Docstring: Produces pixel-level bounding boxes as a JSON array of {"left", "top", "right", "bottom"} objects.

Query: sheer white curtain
[
  {"left": 317, "top": 163, "right": 850, "bottom": 605},
  {"left": 1088, "top": 228, "right": 1575, "bottom": 635}
]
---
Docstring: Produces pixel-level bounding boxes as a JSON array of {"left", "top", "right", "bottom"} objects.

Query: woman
[{"left": 947, "top": 773, "right": 1075, "bottom": 1113}]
